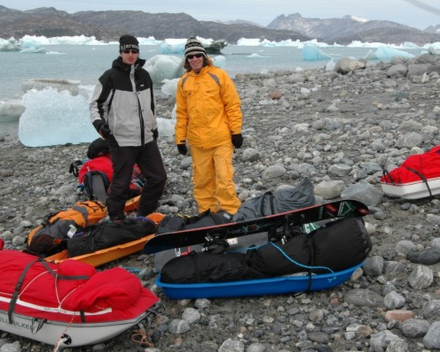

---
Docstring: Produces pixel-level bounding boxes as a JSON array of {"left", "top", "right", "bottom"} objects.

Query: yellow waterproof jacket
[{"left": 175, "top": 65, "right": 242, "bottom": 149}]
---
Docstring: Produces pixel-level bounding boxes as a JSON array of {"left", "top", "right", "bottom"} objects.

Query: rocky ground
[{"left": 2, "top": 53, "right": 440, "bottom": 352}]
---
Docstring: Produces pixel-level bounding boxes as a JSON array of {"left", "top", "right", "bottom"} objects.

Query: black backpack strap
[
  {"left": 405, "top": 166, "right": 433, "bottom": 199},
  {"left": 382, "top": 169, "right": 395, "bottom": 184},
  {"left": 8, "top": 258, "right": 40, "bottom": 323},
  {"left": 260, "top": 191, "right": 275, "bottom": 216},
  {"left": 69, "top": 160, "right": 83, "bottom": 178}
]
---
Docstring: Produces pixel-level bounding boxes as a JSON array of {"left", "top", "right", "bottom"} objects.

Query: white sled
[
  {"left": 0, "top": 309, "right": 148, "bottom": 348},
  {"left": 0, "top": 250, "right": 159, "bottom": 349},
  {"left": 380, "top": 176, "right": 440, "bottom": 199}
]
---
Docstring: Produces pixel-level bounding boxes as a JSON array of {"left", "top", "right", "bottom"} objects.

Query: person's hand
[
  {"left": 177, "top": 144, "right": 187, "bottom": 155},
  {"left": 231, "top": 134, "right": 243, "bottom": 148},
  {"left": 152, "top": 128, "right": 159, "bottom": 140},
  {"left": 99, "top": 124, "right": 112, "bottom": 139}
]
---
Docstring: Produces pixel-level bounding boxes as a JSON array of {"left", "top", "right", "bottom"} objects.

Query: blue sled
[{"left": 155, "top": 262, "right": 363, "bottom": 300}]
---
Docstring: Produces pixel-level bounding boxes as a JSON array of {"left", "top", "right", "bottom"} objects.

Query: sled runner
[
  {"left": 0, "top": 250, "right": 159, "bottom": 348},
  {"left": 143, "top": 199, "right": 369, "bottom": 255}
]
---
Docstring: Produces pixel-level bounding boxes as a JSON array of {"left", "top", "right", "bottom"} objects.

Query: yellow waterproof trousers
[{"left": 190, "top": 143, "right": 241, "bottom": 214}]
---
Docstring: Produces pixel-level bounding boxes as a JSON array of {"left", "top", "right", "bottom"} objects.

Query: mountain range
[{"left": 1, "top": 6, "right": 439, "bottom": 45}]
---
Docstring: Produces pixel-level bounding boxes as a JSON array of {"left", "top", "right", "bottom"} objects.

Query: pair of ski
[{"left": 143, "top": 199, "right": 369, "bottom": 255}]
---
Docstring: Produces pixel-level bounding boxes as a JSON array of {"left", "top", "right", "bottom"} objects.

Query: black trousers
[{"left": 107, "top": 139, "right": 167, "bottom": 218}]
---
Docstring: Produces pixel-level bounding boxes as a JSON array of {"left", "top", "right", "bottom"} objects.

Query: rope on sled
[
  {"left": 131, "top": 302, "right": 167, "bottom": 348},
  {"left": 52, "top": 313, "right": 75, "bottom": 352},
  {"left": 131, "top": 322, "right": 154, "bottom": 348}
]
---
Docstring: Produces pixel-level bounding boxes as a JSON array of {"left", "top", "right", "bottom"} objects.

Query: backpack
[
  {"left": 26, "top": 200, "right": 107, "bottom": 256},
  {"left": 157, "top": 210, "right": 232, "bottom": 234},
  {"left": 83, "top": 171, "right": 110, "bottom": 204},
  {"left": 67, "top": 217, "right": 156, "bottom": 257},
  {"left": 232, "top": 178, "right": 316, "bottom": 222}
]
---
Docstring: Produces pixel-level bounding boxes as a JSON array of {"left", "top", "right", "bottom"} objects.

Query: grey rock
[
  {"left": 363, "top": 256, "right": 384, "bottom": 276},
  {"left": 218, "top": 339, "right": 245, "bottom": 352},
  {"left": 341, "top": 182, "right": 383, "bottom": 206},
  {"left": 168, "top": 319, "right": 190, "bottom": 334},
  {"left": 407, "top": 248, "right": 440, "bottom": 265},
  {"left": 408, "top": 265, "right": 433, "bottom": 289},
  {"left": 424, "top": 321, "right": 440, "bottom": 349},
  {"left": 344, "top": 289, "right": 383, "bottom": 307},
  {"left": 399, "top": 319, "right": 430, "bottom": 338}
]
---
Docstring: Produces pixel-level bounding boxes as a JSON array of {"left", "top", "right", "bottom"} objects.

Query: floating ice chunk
[
  {"left": 0, "top": 100, "right": 26, "bottom": 122},
  {"left": 302, "top": 43, "right": 332, "bottom": 61},
  {"left": 144, "top": 55, "right": 185, "bottom": 86},
  {"left": 373, "top": 46, "right": 414, "bottom": 61},
  {"left": 325, "top": 59, "right": 337, "bottom": 71},
  {"left": 18, "top": 88, "right": 98, "bottom": 147},
  {"left": 212, "top": 55, "right": 226, "bottom": 69},
  {"left": 159, "top": 39, "right": 185, "bottom": 55},
  {"left": 0, "top": 37, "right": 21, "bottom": 52},
  {"left": 157, "top": 117, "right": 176, "bottom": 137},
  {"left": 161, "top": 79, "right": 179, "bottom": 97},
  {"left": 22, "top": 78, "right": 82, "bottom": 96},
  {"left": 364, "top": 49, "right": 378, "bottom": 60}
]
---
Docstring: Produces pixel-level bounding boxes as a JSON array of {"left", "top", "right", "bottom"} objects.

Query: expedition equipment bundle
[{"left": 26, "top": 200, "right": 107, "bottom": 256}]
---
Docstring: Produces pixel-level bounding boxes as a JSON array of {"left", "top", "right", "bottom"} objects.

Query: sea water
[
  {"left": 0, "top": 41, "right": 425, "bottom": 141},
  {"left": 0, "top": 43, "right": 411, "bottom": 102}
]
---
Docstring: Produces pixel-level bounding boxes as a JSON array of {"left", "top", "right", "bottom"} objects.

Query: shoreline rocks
[{"left": 2, "top": 53, "right": 440, "bottom": 351}]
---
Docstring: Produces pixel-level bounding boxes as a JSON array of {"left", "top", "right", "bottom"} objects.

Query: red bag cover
[
  {"left": 78, "top": 155, "right": 113, "bottom": 184},
  {"left": 0, "top": 250, "right": 158, "bottom": 323},
  {"left": 78, "top": 157, "right": 142, "bottom": 194},
  {"left": 381, "top": 145, "right": 440, "bottom": 184}
]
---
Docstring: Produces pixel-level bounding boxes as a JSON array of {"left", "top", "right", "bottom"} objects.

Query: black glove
[
  {"left": 177, "top": 144, "right": 188, "bottom": 155},
  {"left": 231, "top": 134, "right": 243, "bottom": 148},
  {"left": 98, "top": 124, "right": 112, "bottom": 139},
  {"left": 152, "top": 128, "right": 158, "bottom": 140}
]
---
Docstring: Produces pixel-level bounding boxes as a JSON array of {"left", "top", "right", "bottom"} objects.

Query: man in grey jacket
[{"left": 90, "top": 34, "right": 167, "bottom": 220}]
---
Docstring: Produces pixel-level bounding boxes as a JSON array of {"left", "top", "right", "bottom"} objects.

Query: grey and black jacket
[{"left": 90, "top": 57, "right": 157, "bottom": 147}]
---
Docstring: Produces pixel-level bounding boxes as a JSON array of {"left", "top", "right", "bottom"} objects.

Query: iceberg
[
  {"left": 0, "top": 100, "right": 26, "bottom": 122},
  {"left": 371, "top": 46, "right": 414, "bottom": 61},
  {"left": 0, "top": 37, "right": 21, "bottom": 52},
  {"left": 21, "top": 79, "right": 82, "bottom": 96},
  {"left": 161, "top": 79, "right": 179, "bottom": 98},
  {"left": 17, "top": 85, "right": 177, "bottom": 147},
  {"left": 18, "top": 88, "right": 98, "bottom": 147},
  {"left": 302, "top": 43, "right": 332, "bottom": 61},
  {"left": 159, "top": 39, "right": 186, "bottom": 55},
  {"left": 144, "top": 55, "right": 185, "bottom": 86},
  {"left": 159, "top": 37, "right": 226, "bottom": 55}
]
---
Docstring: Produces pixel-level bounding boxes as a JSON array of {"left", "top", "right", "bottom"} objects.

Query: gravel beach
[{"left": 2, "top": 53, "right": 440, "bottom": 352}]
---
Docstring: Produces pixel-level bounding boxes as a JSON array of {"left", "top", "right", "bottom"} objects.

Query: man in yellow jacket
[{"left": 175, "top": 36, "right": 243, "bottom": 215}]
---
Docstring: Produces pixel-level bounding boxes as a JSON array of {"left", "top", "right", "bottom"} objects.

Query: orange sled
[{"left": 45, "top": 212, "right": 165, "bottom": 267}]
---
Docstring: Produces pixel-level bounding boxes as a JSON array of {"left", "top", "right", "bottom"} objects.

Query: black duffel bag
[
  {"left": 161, "top": 251, "right": 269, "bottom": 284},
  {"left": 67, "top": 217, "right": 156, "bottom": 257},
  {"left": 246, "top": 216, "right": 372, "bottom": 276}
]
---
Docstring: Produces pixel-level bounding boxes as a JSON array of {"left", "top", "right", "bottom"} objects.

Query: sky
[{"left": 1, "top": 0, "right": 440, "bottom": 30}]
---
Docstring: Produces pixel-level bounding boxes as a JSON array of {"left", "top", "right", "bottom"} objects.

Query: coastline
[{"left": 2, "top": 53, "right": 440, "bottom": 351}]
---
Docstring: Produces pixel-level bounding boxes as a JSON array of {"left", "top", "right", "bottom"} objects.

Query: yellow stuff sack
[{"left": 26, "top": 200, "right": 107, "bottom": 256}]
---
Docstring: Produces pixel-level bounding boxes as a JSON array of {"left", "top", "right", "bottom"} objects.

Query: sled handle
[
  {"left": 405, "top": 167, "right": 433, "bottom": 199},
  {"left": 382, "top": 169, "right": 395, "bottom": 184}
]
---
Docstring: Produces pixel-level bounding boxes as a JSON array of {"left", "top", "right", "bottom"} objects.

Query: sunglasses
[
  {"left": 187, "top": 53, "right": 204, "bottom": 59},
  {"left": 122, "top": 49, "right": 139, "bottom": 54}
]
